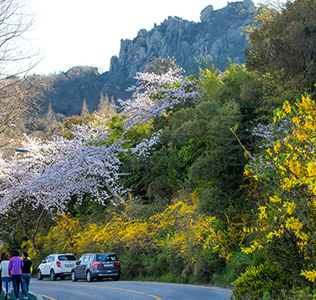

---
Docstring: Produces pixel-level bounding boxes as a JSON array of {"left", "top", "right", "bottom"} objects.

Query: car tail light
[
  {"left": 56, "top": 261, "right": 61, "bottom": 268},
  {"left": 115, "top": 262, "right": 120, "bottom": 266},
  {"left": 92, "top": 262, "right": 101, "bottom": 267}
]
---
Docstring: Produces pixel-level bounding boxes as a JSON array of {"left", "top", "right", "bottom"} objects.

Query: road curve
[{"left": 30, "top": 279, "right": 232, "bottom": 300}]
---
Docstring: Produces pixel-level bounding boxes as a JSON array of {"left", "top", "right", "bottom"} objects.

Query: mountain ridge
[{"left": 43, "top": 0, "right": 255, "bottom": 116}]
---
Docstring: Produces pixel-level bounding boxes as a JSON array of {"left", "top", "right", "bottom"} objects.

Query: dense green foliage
[{"left": 245, "top": 0, "right": 316, "bottom": 93}]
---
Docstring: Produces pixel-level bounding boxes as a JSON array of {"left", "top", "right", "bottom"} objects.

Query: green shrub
[
  {"left": 287, "top": 287, "right": 316, "bottom": 300},
  {"left": 169, "top": 255, "right": 185, "bottom": 276},
  {"left": 121, "top": 255, "right": 143, "bottom": 279},
  {"left": 231, "top": 261, "right": 289, "bottom": 300},
  {"left": 148, "top": 253, "right": 170, "bottom": 277},
  {"left": 194, "top": 249, "right": 226, "bottom": 283}
]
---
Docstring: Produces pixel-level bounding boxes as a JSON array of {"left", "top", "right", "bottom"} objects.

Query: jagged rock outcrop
[{"left": 109, "top": 0, "right": 254, "bottom": 79}]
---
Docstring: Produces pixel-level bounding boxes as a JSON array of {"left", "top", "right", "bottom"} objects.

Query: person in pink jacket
[{"left": 8, "top": 249, "right": 23, "bottom": 300}]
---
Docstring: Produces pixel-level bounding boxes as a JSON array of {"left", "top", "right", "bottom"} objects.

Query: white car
[{"left": 37, "top": 253, "right": 77, "bottom": 281}]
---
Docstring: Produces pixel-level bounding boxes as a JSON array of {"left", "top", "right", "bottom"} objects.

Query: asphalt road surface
[{"left": 30, "top": 279, "right": 232, "bottom": 300}]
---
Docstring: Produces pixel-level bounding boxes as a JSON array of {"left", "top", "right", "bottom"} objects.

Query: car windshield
[
  {"left": 96, "top": 254, "right": 117, "bottom": 262},
  {"left": 58, "top": 255, "right": 77, "bottom": 261}
]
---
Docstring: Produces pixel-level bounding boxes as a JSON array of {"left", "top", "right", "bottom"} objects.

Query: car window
[
  {"left": 96, "top": 254, "right": 118, "bottom": 262},
  {"left": 87, "top": 255, "right": 93, "bottom": 262},
  {"left": 47, "top": 256, "right": 54, "bottom": 262},
  {"left": 58, "top": 255, "right": 77, "bottom": 261},
  {"left": 82, "top": 255, "right": 88, "bottom": 263}
]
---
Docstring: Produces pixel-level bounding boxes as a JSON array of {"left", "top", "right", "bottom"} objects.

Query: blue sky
[{"left": 29, "top": 0, "right": 260, "bottom": 75}]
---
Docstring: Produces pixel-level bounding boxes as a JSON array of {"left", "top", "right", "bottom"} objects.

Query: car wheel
[
  {"left": 50, "top": 269, "right": 56, "bottom": 281},
  {"left": 71, "top": 271, "right": 78, "bottom": 282},
  {"left": 112, "top": 275, "right": 120, "bottom": 281},
  {"left": 86, "top": 270, "right": 93, "bottom": 282},
  {"left": 37, "top": 270, "right": 43, "bottom": 280}
]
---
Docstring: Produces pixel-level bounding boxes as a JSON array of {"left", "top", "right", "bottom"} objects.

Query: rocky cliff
[{"left": 109, "top": 0, "right": 254, "bottom": 79}]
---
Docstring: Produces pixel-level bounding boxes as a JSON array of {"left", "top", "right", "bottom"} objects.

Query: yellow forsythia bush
[
  {"left": 40, "top": 192, "right": 244, "bottom": 267},
  {"left": 243, "top": 96, "right": 316, "bottom": 283}
]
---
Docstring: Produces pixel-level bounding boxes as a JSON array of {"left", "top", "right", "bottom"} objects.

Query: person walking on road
[
  {"left": 8, "top": 249, "right": 23, "bottom": 300},
  {"left": 0, "top": 253, "right": 12, "bottom": 299},
  {"left": 21, "top": 250, "right": 32, "bottom": 300},
  {"left": 0, "top": 252, "right": 6, "bottom": 296}
]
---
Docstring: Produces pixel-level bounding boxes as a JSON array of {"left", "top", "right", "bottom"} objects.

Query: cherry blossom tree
[
  {"left": 0, "top": 136, "right": 60, "bottom": 250},
  {"left": 0, "top": 124, "right": 129, "bottom": 250},
  {"left": 119, "top": 69, "right": 201, "bottom": 130},
  {"left": 32, "top": 124, "right": 129, "bottom": 211}
]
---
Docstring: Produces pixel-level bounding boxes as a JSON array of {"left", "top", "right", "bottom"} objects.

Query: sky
[{"left": 28, "top": 0, "right": 259, "bottom": 75}]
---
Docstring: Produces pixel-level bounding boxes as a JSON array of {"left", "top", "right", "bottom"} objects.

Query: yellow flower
[
  {"left": 273, "top": 140, "right": 281, "bottom": 153},
  {"left": 266, "top": 232, "right": 274, "bottom": 241},
  {"left": 266, "top": 148, "right": 272, "bottom": 156},
  {"left": 276, "top": 110, "right": 283, "bottom": 119},
  {"left": 301, "top": 270, "right": 316, "bottom": 282},
  {"left": 286, "top": 217, "right": 303, "bottom": 231},
  {"left": 307, "top": 161, "right": 316, "bottom": 177},
  {"left": 283, "top": 101, "right": 291, "bottom": 114},
  {"left": 241, "top": 247, "right": 254, "bottom": 254},
  {"left": 270, "top": 195, "right": 281, "bottom": 203},
  {"left": 277, "top": 139, "right": 281, "bottom": 148},
  {"left": 244, "top": 169, "right": 250, "bottom": 176},
  {"left": 258, "top": 205, "right": 267, "bottom": 220},
  {"left": 292, "top": 117, "right": 300, "bottom": 123},
  {"left": 283, "top": 201, "right": 296, "bottom": 215}
]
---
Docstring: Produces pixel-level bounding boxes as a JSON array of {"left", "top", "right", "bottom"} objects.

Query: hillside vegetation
[{"left": 1, "top": 1, "right": 316, "bottom": 299}]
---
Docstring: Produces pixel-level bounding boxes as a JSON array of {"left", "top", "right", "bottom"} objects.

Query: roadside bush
[
  {"left": 120, "top": 255, "right": 144, "bottom": 279},
  {"left": 169, "top": 254, "right": 185, "bottom": 277},
  {"left": 231, "top": 261, "right": 289, "bottom": 300},
  {"left": 211, "top": 251, "right": 253, "bottom": 288},
  {"left": 149, "top": 253, "right": 170, "bottom": 277},
  {"left": 194, "top": 249, "right": 226, "bottom": 283}
]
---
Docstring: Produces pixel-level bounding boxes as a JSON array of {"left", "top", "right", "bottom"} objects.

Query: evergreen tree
[
  {"left": 80, "top": 99, "right": 89, "bottom": 120},
  {"left": 47, "top": 102, "right": 56, "bottom": 124},
  {"left": 97, "top": 92, "right": 108, "bottom": 112},
  {"left": 97, "top": 93, "right": 116, "bottom": 116},
  {"left": 45, "top": 102, "right": 57, "bottom": 135}
]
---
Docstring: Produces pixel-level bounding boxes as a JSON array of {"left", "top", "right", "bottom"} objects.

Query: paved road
[{"left": 30, "top": 279, "right": 232, "bottom": 300}]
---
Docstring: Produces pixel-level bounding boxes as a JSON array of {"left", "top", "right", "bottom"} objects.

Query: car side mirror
[
  {"left": 76, "top": 261, "right": 81, "bottom": 265},
  {"left": 42, "top": 260, "right": 46, "bottom": 263}
]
